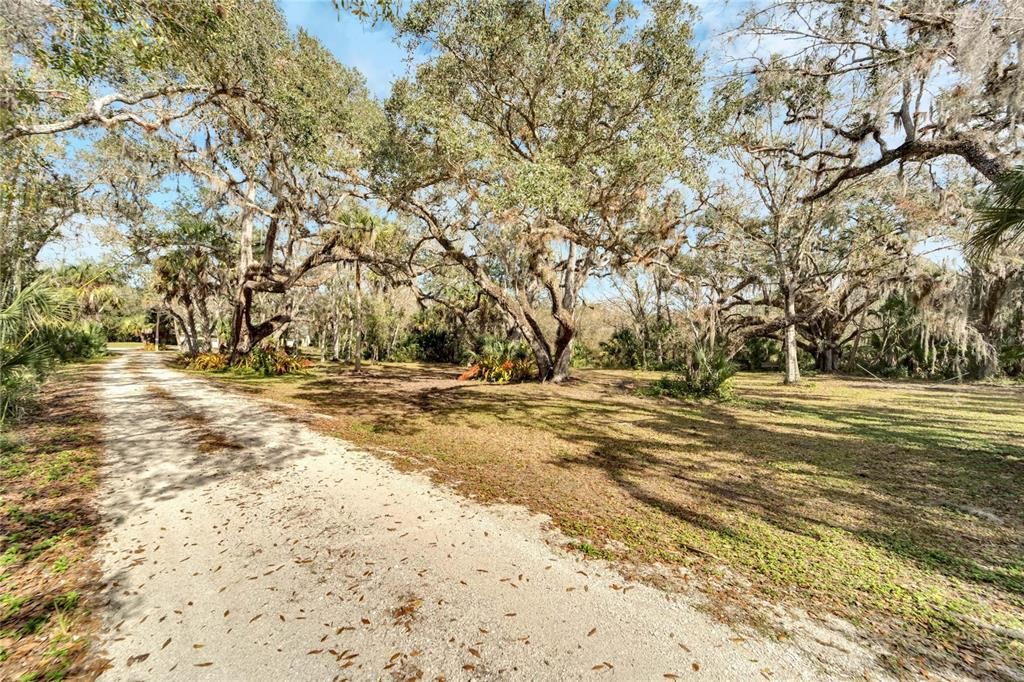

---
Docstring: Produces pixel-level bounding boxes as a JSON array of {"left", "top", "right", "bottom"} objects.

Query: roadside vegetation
[
  {"left": 4, "top": 0, "right": 1024, "bottom": 679},
  {"left": 208, "top": 362, "right": 1024, "bottom": 679},
  {"left": 0, "top": 363, "right": 107, "bottom": 681}
]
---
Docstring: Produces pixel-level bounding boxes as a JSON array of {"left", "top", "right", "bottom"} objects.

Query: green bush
[
  {"left": 461, "top": 337, "right": 535, "bottom": 383},
  {"left": 1, "top": 279, "right": 77, "bottom": 427},
  {"left": 37, "top": 322, "right": 107, "bottom": 362},
  {"left": 570, "top": 342, "right": 598, "bottom": 368},
  {"left": 600, "top": 327, "right": 644, "bottom": 369},
  {"left": 737, "top": 336, "right": 778, "bottom": 371},
  {"left": 599, "top": 321, "right": 680, "bottom": 370},
  {"left": 646, "top": 346, "right": 736, "bottom": 400},
  {"left": 237, "top": 347, "right": 311, "bottom": 376}
]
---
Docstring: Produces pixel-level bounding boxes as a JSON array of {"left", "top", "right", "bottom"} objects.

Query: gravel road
[{"left": 94, "top": 352, "right": 873, "bottom": 681}]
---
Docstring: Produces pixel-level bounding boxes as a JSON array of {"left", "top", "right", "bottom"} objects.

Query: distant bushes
[
  {"left": 645, "top": 347, "right": 736, "bottom": 401},
  {"left": 240, "top": 347, "right": 311, "bottom": 376},
  {"left": 599, "top": 322, "right": 682, "bottom": 371},
  {"left": 735, "top": 337, "right": 779, "bottom": 371}
]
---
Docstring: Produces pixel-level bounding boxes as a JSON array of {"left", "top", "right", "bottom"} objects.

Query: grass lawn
[
  {"left": 0, "top": 361, "right": 108, "bottom": 681},
  {"left": 207, "top": 362, "right": 1024, "bottom": 679}
]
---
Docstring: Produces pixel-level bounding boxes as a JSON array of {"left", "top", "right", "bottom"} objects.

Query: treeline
[{"left": 2, "top": 0, "right": 1023, "bottom": 406}]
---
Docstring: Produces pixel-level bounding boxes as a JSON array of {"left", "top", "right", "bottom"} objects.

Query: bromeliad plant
[
  {"left": 179, "top": 347, "right": 311, "bottom": 376},
  {"left": 182, "top": 351, "right": 229, "bottom": 372},
  {"left": 459, "top": 338, "right": 536, "bottom": 384}
]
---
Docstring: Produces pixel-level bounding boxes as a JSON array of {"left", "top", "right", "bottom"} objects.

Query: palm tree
[
  {"left": 0, "top": 277, "right": 73, "bottom": 427},
  {"left": 969, "top": 167, "right": 1024, "bottom": 260}
]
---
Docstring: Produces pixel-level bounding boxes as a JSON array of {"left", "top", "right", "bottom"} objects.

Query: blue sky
[
  {"left": 276, "top": 0, "right": 750, "bottom": 98},
  {"left": 280, "top": 1, "right": 407, "bottom": 99}
]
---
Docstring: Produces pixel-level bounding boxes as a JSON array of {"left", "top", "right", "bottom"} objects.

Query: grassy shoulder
[
  {"left": 202, "top": 361, "right": 1024, "bottom": 679},
  {"left": 0, "top": 360, "right": 108, "bottom": 681}
]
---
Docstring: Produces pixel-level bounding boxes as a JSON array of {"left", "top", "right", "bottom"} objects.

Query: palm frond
[
  {"left": 0, "top": 277, "right": 74, "bottom": 341},
  {"left": 968, "top": 166, "right": 1024, "bottom": 260}
]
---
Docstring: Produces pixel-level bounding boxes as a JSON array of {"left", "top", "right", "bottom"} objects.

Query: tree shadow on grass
[
  {"left": 271, "top": 365, "right": 1024, "bottom": 678},
  {"left": 204, "top": 362, "right": 1024, "bottom": 677},
  {"left": 542, "top": 399, "right": 1023, "bottom": 680},
  {"left": 290, "top": 366, "right": 1024, "bottom": 582}
]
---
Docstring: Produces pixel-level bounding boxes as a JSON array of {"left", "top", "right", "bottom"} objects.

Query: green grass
[{"left": 208, "top": 362, "right": 1024, "bottom": 678}]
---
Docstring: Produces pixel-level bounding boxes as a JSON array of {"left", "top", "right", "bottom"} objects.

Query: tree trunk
[
  {"left": 197, "top": 298, "right": 214, "bottom": 352},
  {"left": 228, "top": 183, "right": 256, "bottom": 361},
  {"left": 845, "top": 310, "right": 868, "bottom": 374},
  {"left": 783, "top": 289, "right": 800, "bottom": 385},
  {"left": 551, "top": 322, "right": 575, "bottom": 383},
  {"left": 171, "top": 317, "right": 187, "bottom": 354},
  {"left": 227, "top": 288, "right": 287, "bottom": 363},
  {"left": 353, "top": 261, "right": 363, "bottom": 372},
  {"left": 814, "top": 343, "right": 841, "bottom": 373},
  {"left": 170, "top": 310, "right": 198, "bottom": 356},
  {"left": 525, "top": 333, "right": 554, "bottom": 381},
  {"left": 332, "top": 313, "right": 342, "bottom": 362}
]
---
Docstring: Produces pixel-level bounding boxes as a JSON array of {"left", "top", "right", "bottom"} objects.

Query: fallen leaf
[{"left": 126, "top": 653, "right": 150, "bottom": 667}]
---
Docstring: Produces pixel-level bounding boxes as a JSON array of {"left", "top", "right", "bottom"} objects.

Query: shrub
[
  {"left": 237, "top": 346, "right": 311, "bottom": 376},
  {"left": 737, "top": 336, "right": 778, "bottom": 371},
  {"left": 1, "top": 279, "right": 76, "bottom": 426},
  {"left": 600, "top": 327, "right": 644, "bottom": 369},
  {"left": 184, "top": 352, "right": 228, "bottom": 372},
  {"left": 646, "top": 346, "right": 736, "bottom": 400},
  {"left": 461, "top": 338, "right": 535, "bottom": 384},
  {"left": 388, "top": 342, "right": 421, "bottom": 363},
  {"left": 37, "top": 322, "right": 106, "bottom": 362},
  {"left": 570, "top": 342, "right": 598, "bottom": 368}
]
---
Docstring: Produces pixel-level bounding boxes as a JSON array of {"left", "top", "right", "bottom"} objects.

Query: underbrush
[
  {"left": 2, "top": 321, "right": 107, "bottom": 428},
  {"left": 458, "top": 338, "right": 535, "bottom": 384},
  {"left": 644, "top": 347, "right": 736, "bottom": 400},
  {"left": 182, "top": 351, "right": 229, "bottom": 372},
  {"left": 0, "top": 364, "right": 106, "bottom": 680},
  {"left": 179, "top": 347, "right": 311, "bottom": 377}
]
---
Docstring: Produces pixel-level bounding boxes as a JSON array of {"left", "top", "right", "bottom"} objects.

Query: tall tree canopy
[
  {"left": 740, "top": 0, "right": 1024, "bottom": 198},
  {"left": 373, "top": 0, "right": 711, "bottom": 381}
]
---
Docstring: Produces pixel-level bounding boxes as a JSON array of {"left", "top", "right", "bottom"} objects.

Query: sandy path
[{"left": 94, "top": 352, "right": 852, "bottom": 681}]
